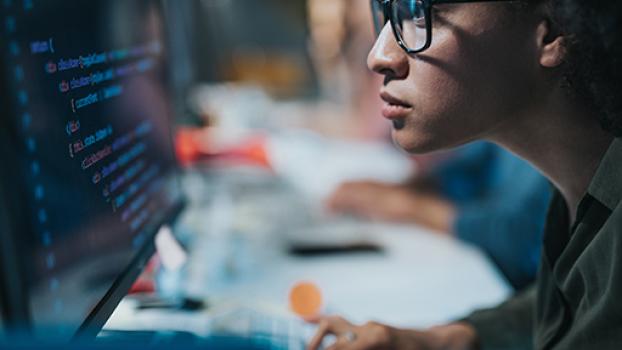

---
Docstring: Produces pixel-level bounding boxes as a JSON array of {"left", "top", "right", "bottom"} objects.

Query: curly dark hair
[{"left": 551, "top": 1, "right": 622, "bottom": 137}]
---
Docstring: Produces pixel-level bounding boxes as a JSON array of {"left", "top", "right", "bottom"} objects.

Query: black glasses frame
[{"left": 372, "top": 0, "right": 513, "bottom": 54}]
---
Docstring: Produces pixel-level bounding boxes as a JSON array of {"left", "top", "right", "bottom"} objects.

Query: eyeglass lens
[
  {"left": 394, "top": 0, "right": 427, "bottom": 51},
  {"left": 372, "top": 0, "right": 428, "bottom": 52}
]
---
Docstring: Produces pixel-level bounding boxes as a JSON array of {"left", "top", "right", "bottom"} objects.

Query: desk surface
[
  {"left": 187, "top": 222, "right": 511, "bottom": 328},
  {"left": 106, "top": 168, "right": 512, "bottom": 334}
]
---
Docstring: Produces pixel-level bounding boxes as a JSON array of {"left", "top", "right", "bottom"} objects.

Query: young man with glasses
[{"left": 308, "top": 0, "right": 622, "bottom": 349}]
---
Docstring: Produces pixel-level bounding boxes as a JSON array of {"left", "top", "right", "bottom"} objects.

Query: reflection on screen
[{"left": 1, "top": 0, "right": 181, "bottom": 337}]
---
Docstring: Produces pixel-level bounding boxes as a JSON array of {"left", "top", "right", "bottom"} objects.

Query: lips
[{"left": 380, "top": 91, "right": 412, "bottom": 120}]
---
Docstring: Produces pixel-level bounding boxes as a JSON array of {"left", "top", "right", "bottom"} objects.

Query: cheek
[
  {"left": 412, "top": 67, "right": 471, "bottom": 123},
  {"left": 398, "top": 45, "right": 489, "bottom": 149},
  {"left": 392, "top": 10, "right": 540, "bottom": 154}
]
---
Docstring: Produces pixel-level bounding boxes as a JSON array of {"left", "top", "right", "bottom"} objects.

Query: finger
[
  {"left": 305, "top": 310, "right": 344, "bottom": 325},
  {"left": 325, "top": 336, "right": 354, "bottom": 350},
  {"left": 307, "top": 316, "right": 351, "bottom": 350},
  {"left": 325, "top": 194, "right": 344, "bottom": 212},
  {"left": 304, "top": 314, "right": 323, "bottom": 324},
  {"left": 330, "top": 182, "right": 371, "bottom": 201},
  {"left": 307, "top": 317, "right": 334, "bottom": 350},
  {"left": 327, "top": 192, "right": 360, "bottom": 213},
  {"left": 326, "top": 187, "right": 352, "bottom": 210},
  {"left": 307, "top": 315, "right": 350, "bottom": 328}
]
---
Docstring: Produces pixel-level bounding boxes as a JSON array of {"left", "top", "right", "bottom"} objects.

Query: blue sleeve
[
  {"left": 432, "top": 142, "right": 497, "bottom": 202},
  {"left": 454, "top": 163, "right": 552, "bottom": 290}
]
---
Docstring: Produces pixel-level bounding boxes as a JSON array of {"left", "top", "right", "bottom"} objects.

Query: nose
[{"left": 367, "top": 23, "right": 409, "bottom": 80}]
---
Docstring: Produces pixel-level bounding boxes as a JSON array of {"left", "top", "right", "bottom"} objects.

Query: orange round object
[{"left": 289, "top": 281, "right": 323, "bottom": 318}]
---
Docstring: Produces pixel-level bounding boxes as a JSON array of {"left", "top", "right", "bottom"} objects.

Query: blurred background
[{"left": 165, "top": 0, "right": 387, "bottom": 138}]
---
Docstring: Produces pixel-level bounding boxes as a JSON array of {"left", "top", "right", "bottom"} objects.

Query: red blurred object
[
  {"left": 129, "top": 278, "right": 156, "bottom": 294},
  {"left": 175, "top": 127, "right": 272, "bottom": 169},
  {"left": 128, "top": 254, "right": 160, "bottom": 294},
  {"left": 175, "top": 128, "right": 207, "bottom": 166}
]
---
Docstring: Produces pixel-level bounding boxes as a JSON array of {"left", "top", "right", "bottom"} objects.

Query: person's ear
[{"left": 536, "top": 20, "right": 566, "bottom": 68}]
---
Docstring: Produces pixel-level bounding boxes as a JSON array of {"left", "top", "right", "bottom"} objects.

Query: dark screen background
[{"left": 0, "top": 0, "right": 182, "bottom": 337}]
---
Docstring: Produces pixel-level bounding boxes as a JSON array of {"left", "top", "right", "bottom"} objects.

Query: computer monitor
[{"left": 0, "top": 0, "right": 184, "bottom": 340}]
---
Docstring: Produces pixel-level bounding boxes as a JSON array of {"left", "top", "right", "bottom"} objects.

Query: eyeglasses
[{"left": 371, "top": 0, "right": 513, "bottom": 54}]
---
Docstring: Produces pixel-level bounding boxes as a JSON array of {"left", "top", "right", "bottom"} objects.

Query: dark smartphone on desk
[{"left": 288, "top": 241, "right": 383, "bottom": 256}]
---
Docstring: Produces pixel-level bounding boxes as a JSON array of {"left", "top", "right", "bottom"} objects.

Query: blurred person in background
[
  {"left": 307, "top": 0, "right": 388, "bottom": 139},
  {"left": 328, "top": 142, "right": 552, "bottom": 290}
]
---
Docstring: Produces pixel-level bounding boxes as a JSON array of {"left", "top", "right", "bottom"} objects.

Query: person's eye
[
  {"left": 399, "top": 1, "right": 426, "bottom": 27},
  {"left": 406, "top": 12, "right": 425, "bottom": 28},
  {"left": 413, "top": 15, "right": 426, "bottom": 28}
]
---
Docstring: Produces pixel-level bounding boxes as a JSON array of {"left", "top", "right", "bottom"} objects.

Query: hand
[
  {"left": 307, "top": 315, "right": 393, "bottom": 350},
  {"left": 326, "top": 181, "right": 456, "bottom": 233},
  {"left": 307, "top": 316, "right": 480, "bottom": 350},
  {"left": 327, "top": 181, "right": 420, "bottom": 222}
]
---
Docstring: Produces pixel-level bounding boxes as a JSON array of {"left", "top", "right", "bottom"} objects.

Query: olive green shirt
[{"left": 466, "top": 138, "right": 622, "bottom": 350}]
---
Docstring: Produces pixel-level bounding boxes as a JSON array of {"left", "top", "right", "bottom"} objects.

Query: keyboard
[{"left": 208, "top": 307, "right": 317, "bottom": 350}]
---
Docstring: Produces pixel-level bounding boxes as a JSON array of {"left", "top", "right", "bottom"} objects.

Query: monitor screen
[{"left": 0, "top": 0, "right": 183, "bottom": 338}]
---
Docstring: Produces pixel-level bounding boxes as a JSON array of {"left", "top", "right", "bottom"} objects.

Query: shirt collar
[{"left": 588, "top": 138, "right": 622, "bottom": 210}]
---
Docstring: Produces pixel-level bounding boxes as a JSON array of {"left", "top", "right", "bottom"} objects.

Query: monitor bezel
[
  {"left": 0, "top": 118, "right": 32, "bottom": 332},
  {"left": 75, "top": 201, "right": 185, "bottom": 339},
  {"left": 0, "top": 31, "right": 34, "bottom": 330}
]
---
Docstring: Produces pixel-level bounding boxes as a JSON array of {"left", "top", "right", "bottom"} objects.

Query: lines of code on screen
[{"left": 1, "top": 0, "right": 180, "bottom": 336}]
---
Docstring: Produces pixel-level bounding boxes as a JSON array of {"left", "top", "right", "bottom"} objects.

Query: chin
[
  {"left": 391, "top": 126, "right": 463, "bottom": 155},
  {"left": 392, "top": 129, "right": 436, "bottom": 154}
]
